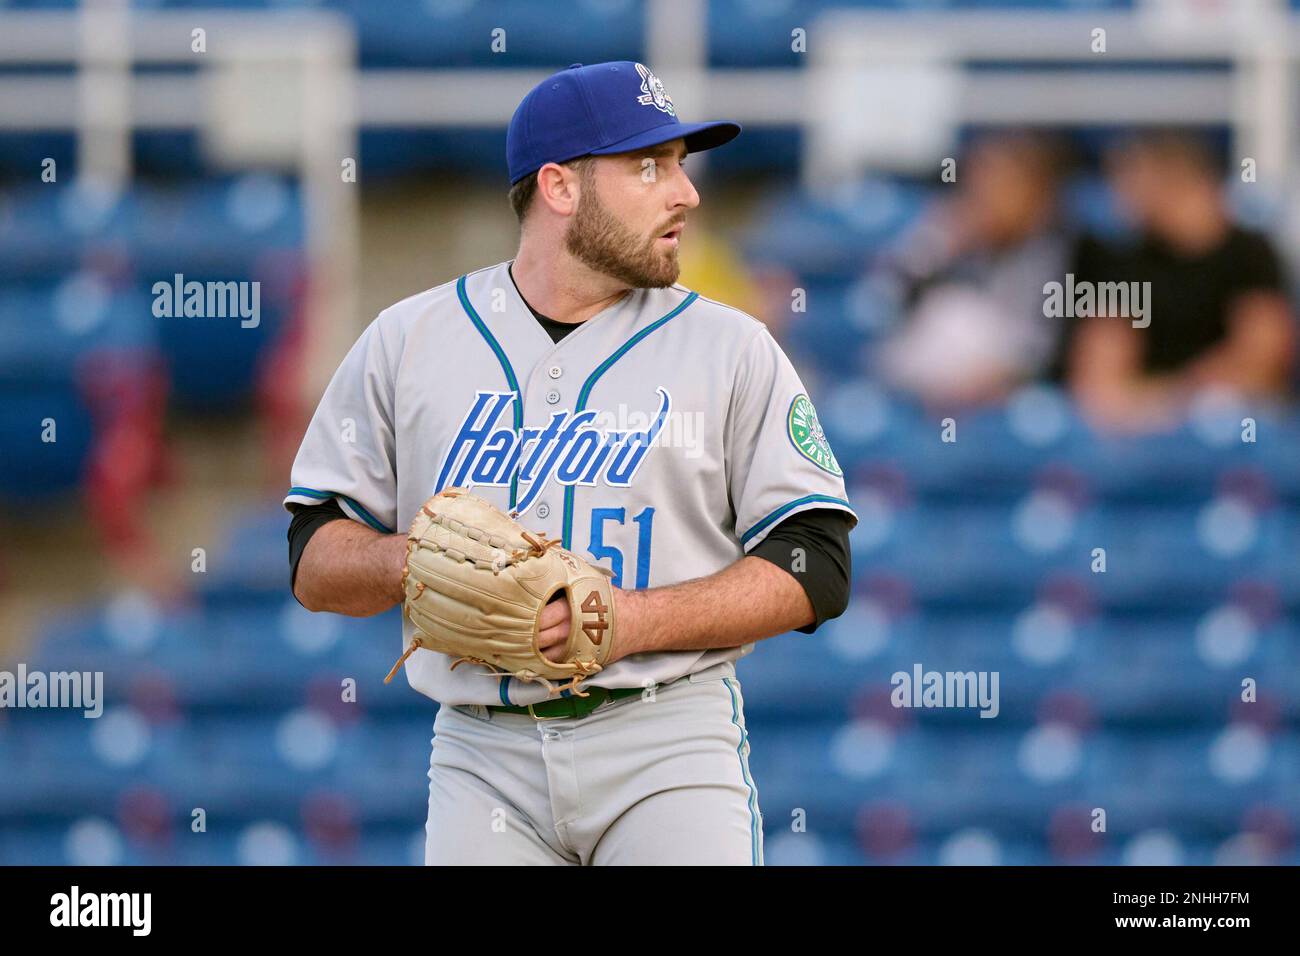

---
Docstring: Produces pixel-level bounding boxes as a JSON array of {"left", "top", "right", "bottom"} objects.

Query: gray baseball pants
[{"left": 423, "top": 663, "right": 765, "bottom": 865}]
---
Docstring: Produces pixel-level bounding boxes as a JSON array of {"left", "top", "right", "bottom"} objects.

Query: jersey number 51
[{"left": 588, "top": 507, "right": 654, "bottom": 590}]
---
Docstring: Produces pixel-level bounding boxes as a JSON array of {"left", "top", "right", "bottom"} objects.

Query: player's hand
[
  {"left": 537, "top": 594, "right": 572, "bottom": 663},
  {"left": 539, "top": 587, "right": 635, "bottom": 664}
]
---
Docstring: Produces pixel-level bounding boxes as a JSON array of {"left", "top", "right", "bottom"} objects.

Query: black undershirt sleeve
[
  {"left": 748, "top": 508, "right": 854, "bottom": 634},
  {"left": 287, "top": 498, "right": 349, "bottom": 599}
]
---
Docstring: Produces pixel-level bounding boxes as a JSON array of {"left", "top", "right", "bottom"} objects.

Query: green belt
[{"left": 488, "top": 685, "right": 644, "bottom": 721}]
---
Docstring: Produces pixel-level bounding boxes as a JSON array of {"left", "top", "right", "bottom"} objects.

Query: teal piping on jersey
[
  {"left": 460, "top": 272, "right": 530, "bottom": 702},
  {"left": 561, "top": 290, "right": 700, "bottom": 548},
  {"left": 739, "top": 494, "right": 852, "bottom": 547},
  {"left": 457, "top": 274, "right": 524, "bottom": 509},
  {"left": 287, "top": 487, "right": 393, "bottom": 534},
  {"left": 724, "top": 677, "right": 762, "bottom": 865}
]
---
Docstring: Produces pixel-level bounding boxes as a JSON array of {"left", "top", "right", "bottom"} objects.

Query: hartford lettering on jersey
[
  {"left": 50, "top": 886, "right": 151, "bottom": 936},
  {"left": 436, "top": 387, "right": 670, "bottom": 513}
]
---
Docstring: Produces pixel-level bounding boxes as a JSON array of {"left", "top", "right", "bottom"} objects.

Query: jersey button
[
  {"left": 536, "top": 503, "right": 550, "bottom": 519},
  {"left": 548, "top": 365, "right": 562, "bottom": 379},
  {"left": 545, "top": 389, "right": 561, "bottom": 404}
]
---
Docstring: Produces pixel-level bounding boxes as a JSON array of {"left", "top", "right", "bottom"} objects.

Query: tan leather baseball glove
[{"left": 383, "top": 488, "right": 617, "bottom": 697}]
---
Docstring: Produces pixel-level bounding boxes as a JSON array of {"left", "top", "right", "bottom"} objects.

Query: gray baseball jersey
[{"left": 285, "top": 260, "right": 856, "bottom": 706}]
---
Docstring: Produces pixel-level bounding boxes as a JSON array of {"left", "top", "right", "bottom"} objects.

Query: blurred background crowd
[
  {"left": 869, "top": 129, "right": 1294, "bottom": 425},
  {"left": 1, "top": 0, "right": 1297, "bottom": 865}
]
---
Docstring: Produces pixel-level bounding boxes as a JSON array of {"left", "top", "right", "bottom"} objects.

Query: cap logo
[{"left": 634, "top": 63, "right": 675, "bottom": 116}]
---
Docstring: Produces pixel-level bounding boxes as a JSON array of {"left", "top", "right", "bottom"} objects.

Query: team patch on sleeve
[{"left": 786, "top": 394, "right": 842, "bottom": 476}]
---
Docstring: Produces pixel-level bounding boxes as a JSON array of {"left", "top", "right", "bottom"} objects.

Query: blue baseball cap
[{"left": 507, "top": 61, "right": 741, "bottom": 185}]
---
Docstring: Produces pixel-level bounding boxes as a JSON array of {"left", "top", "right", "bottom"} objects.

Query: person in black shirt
[
  {"left": 1066, "top": 132, "right": 1289, "bottom": 431},
  {"left": 1066, "top": 131, "right": 1295, "bottom": 432}
]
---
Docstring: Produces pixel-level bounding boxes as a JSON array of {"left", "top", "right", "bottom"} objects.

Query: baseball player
[{"left": 285, "top": 62, "right": 857, "bottom": 866}]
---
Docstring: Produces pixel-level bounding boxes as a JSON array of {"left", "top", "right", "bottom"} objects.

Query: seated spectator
[
  {"left": 1066, "top": 131, "right": 1295, "bottom": 432},
  {"left": 871, "top": 131, "right": 1074, "bottom": 406}
]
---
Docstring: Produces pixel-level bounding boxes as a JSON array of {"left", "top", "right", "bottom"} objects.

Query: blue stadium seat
[{"left": 742, "top": 177, "right": 927, "bottom": 280}]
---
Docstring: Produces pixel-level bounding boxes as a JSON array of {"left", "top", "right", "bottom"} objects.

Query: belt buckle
[
  {"left": 526, "top": 702, "right": 569, "bottom": 721},
  {"left": 526, "top": 687, "right": 607, "bottom": 721}
]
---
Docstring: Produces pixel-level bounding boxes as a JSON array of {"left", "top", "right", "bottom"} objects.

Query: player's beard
[{"left": 564, "top": 177, "right": 680, "bottom": 289}]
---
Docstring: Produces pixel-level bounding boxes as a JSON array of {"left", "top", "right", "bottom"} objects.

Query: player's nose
[{"left": 673, "top": 168, "right": 701, "bottom": 210}]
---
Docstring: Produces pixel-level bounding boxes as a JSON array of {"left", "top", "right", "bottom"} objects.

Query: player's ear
[{"left": 535, "top": 162, "right": 581, "bottom": 217}]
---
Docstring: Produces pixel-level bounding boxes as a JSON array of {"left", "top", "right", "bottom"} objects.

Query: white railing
[{"left": 805, "top": 4, "right": 1296, "bottom": 190}]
